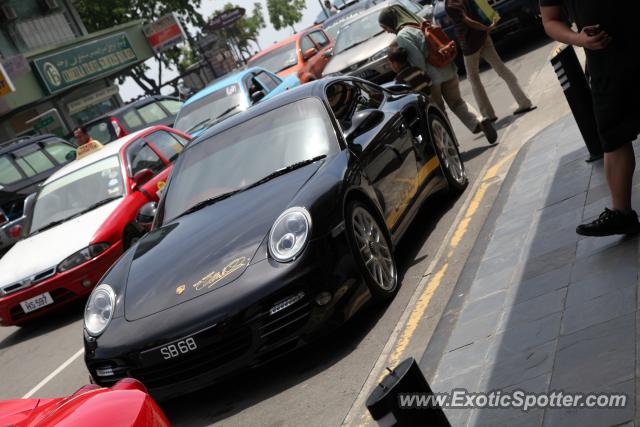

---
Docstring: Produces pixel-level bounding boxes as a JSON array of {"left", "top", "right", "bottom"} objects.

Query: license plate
[
  {"left": 20, "top": 292, "right": 54, "bottom": 313},
  {"left": 140, "top": 336, "right": 199, "bottom": 365}
]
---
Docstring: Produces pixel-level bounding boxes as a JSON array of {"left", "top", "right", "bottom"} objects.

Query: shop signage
[
  {"left": 0, "top": 63, "right": 16, "bottom": 97},
  {"left": 207, "top": 8, "right": 245, "bottom": 31},
  {"left": 32, "top": 116, "right": 55, "bottom": 130},
  {"left": 143, "top": 13, "right": 186, "bottom": 52},
  {"left": 67, "top": 85, "right": 119, "bottom": 114},
  {"left": 33, "top": 33, "right": 138, "bottom": 94}
]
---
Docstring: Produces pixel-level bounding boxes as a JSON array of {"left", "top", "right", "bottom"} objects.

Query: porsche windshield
[
  {"left": 334, "top": 11, "right": 384, "bottom": 54},
  {"left": 162, "top": 98, "right": 338, "bottom": 223},
  {"left": 30, "top": 156, "right": 124, "bottom": 234},
  {"left": 247, "top": 43, "right": 298, "bottom": 73},
  {"left": 174, "top": 84, "right": 245, "bottom": 134}
]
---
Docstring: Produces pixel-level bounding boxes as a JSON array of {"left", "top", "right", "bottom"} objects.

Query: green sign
[
  {"left": 33, "top": 116, "right": 55, "bottom": 130},
  {"left": 33, "top": 33, "right": 138, "bottom": 94}
]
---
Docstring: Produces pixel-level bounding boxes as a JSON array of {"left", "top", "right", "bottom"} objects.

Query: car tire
[
  {"left": 430, "top": 114, "right": 468, "bottom": 194},
  {"left": 345, "top": 200, "right": 398, "bottom": 302}
]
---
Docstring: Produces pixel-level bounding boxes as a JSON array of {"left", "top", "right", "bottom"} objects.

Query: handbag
[{"left": 420, "top": 21, "right": 457, "bottom": 68}]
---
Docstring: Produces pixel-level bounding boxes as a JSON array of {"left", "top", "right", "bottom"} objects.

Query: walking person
[
  {"left": 445, "top": 0, "right": 536, "bottom": 121},
  {"left": 378, "top": 5, "right": 498, "bottom": 144},
  {"left": 541, "top": 1, "right": 640, "bottom": 236}
]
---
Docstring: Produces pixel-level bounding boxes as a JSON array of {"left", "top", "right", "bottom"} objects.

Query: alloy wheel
[{"left": 432, "top": 119, "right": 465, "bottom": 185}]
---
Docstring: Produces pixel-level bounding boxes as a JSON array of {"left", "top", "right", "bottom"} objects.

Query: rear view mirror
[
  {"left": 345, "top": 109, "right": 384, "bottom": 142},
  {"left": 136, "top": 201, "right": 157, "bottom": 228},
  {"left": 131, "top": 169, "right": 154, "bottom": 191},
  {"left": 303, "top": 47, "right": 318, "bottom": 60},
  {"left": 250, "top": 90, "right": 266, "bottom": 104}
]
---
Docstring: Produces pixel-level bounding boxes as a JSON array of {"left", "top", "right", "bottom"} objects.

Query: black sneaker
[
  {"left": 576, "top": 208, "right": 640, "bottom": 236},
  {"left": 480, "top": 119, "right": 498, "bottom": 144}
]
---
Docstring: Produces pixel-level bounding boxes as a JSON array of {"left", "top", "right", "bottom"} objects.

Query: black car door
[{"left": 328, "top": 80, "right": 420, "bottom": 232}]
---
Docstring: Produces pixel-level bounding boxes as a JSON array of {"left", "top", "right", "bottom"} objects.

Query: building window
[{"left": 16, "top": 13, "right": 76, "bottom": 51}]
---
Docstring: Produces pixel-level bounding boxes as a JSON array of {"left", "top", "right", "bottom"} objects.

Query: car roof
[
  {"left": 189, "top": 78, "right": 336, "bottom": 146},
  {"left": 249, "top": 35, "right": 303, "bottom": 63},
  {"left": 43, "top": 129, "right": 147, "bottom": 184},
  {"left": 0, "top": 134, "right": 70, "bottom": 156},
  {"left": 184, "top": 67, "right": 268, "bottom": 106},
  {"left": 84, "top": 95, "right": 179, "bottom": 125}
]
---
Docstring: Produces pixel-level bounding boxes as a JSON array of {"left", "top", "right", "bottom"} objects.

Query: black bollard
[
  {"left": 550, "top": 45, "right": 603, "bottom": 162},
  {"left": 366, "top": 357, "right": 451, "bottom": 426}
]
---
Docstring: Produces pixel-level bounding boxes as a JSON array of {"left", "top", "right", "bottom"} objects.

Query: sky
[{"left": 119, "top": 0, "right": 326, "bottom": 100}]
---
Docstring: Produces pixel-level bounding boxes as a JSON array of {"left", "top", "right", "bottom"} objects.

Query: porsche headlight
[
  {"left": 371, "top": 48, "right": 389, "bottom": 62},
  {"left": 57, "top": 243, "right": 110, "bottom": 272},
  {"left": 84, "top": 284, "right": 115, "bottom": 336},
  {"left": 269, "top": 207, "right": 311, "bottom": 262}
]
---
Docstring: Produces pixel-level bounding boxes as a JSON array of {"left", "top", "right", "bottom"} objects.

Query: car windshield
[
  {"left": 248, "top": 43, "right": 298, "bottom": 74},
  {"left": 30, "top": 156, "right": 124, "bottom": 234},
  {"left": 161, "top": 98, "right": 338, "bottom": 224},
  {"left": 334, "top": 11, "right": 384, "bottom": 54},
  {"left": 174, "top": 84, "right": 245, "bottom": 134}
]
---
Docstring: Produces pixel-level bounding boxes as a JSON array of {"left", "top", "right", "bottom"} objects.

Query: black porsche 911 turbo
[{"left": 83, "top": 77, "right": 467, "bottom": 399}]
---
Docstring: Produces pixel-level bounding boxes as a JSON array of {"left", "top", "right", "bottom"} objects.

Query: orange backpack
[{"left": 420, "top": 21, "right": 457, "bottom": 68}]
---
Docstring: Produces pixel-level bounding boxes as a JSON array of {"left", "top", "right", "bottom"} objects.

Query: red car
[
  {"left": 0, "top": 126, "right": 191, "bottom": 326},
  {"left": 247, "top": 27, "right": 334, "bottom": 83},
  {"left": 0, "top": 378, "right": 170, "bottom": 426}
]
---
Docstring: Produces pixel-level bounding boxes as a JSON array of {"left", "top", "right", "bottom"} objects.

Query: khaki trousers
[
  {"left": 431, "top": 75, "right": 482, "bottom": 133},
  {"left": 464, "top": 36, "right": 532, "bottom": 119}
]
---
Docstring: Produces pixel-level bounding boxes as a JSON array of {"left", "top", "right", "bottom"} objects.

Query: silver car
[{"left": 322, "top": 0, "right": 432, "bottom": 83}]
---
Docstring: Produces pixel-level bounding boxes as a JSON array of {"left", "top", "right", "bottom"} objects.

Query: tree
[
  {"left": 209, "top": 3, "right": 266, "bottom": 60},
  {"left": 74, "top": 0, "right": 205, "bottom": 95},
  {"left": 267, "top": 0, "right": 306, "bottom": 33}
]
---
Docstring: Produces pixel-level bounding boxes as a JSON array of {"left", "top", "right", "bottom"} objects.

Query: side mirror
[
  {"left": 250, "top": 90, "right": 266, "bottom": 104},
  {"left": 65, "top": 150, "right": 77, "bottom": 162},
  {"left": 303, "top": 47, "right": 318, "bottom": 60},
  {"left": 323, "top": 48, "right": 333, "bottom": 58},
  {"left": 131, "top": 168, "right": 154, "bottom": 191},
  {"left": 344, "top": 109, "right": 384, "bottom": 142},
  {"left": 384, "top": 83, "right": 413, "bottom": 93},
  {"left": 136, "top": 201, "right": 157, "bottom": 227}
]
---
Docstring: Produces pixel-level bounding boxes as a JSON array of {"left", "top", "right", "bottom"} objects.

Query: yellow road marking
[{"left": 353, "top": 150, "right": 517, "bottom": 426}]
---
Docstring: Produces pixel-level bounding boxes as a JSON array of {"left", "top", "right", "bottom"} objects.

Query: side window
[
  {"left": 86, "top": 121, "right": 113, "bottom": 144},
  {"left": 326, "top": 81, "right": 359, "bottom": 129},
  {"left": 122, "top": 109, "right": 144, "bottom": 128},
  {"left": 300, "top": 36, "right": 316, "bottom": 55},
  {"left": 355, "top": 82, "right": 384, "bottom": 110},
  {"left": 127, "top": 141, "right": 166, "bottom": 176},
  {"left": 145, "top": 131, "right": 184, "bottom": 163},
  {"left": 14, "top": 149, "right": 55, "bottom": 176},
  {"left": 254, "top": 72, "right": 279, "bottom": 92},
  {"left": 137, "top": 102, "right": 169, "bottom": 124},
  {"left": 160, "top": 99, "right": 183, "bottom": 115},
  {"left": 0, "top": 156, "right": 23, "bottom": 185},
  {"left": 309, "top": 31, "right": 330, "bottom": 48},
  {"left": 44, "top": 141, "right": 76, "bottom": 164}
]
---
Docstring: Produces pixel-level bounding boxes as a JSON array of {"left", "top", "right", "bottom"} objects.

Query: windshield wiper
[
  {"left": 214, "top": 104, "right": 241, "bottom": 121},
  {"left": 174, "top": 189, "right": 246, "bottom": 220},
  {"left": 30, "top": 196, "right": 122, "bottom": 236},
  {"left": 173, "top": 155, "right": 326, "bottom": 220},
  {"left": 243, "top": 155, "right": 327, "bottom": 191},
  {"left": 77, "top": 196, "right": 122, "bottom": 216},
  {"left": 185, "top": 118, "right": 213, "bottom": 134}
]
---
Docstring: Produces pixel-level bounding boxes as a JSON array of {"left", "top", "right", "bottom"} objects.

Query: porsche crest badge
[{"left": 176, "top": 284, "right": 186, "bottom": 295}]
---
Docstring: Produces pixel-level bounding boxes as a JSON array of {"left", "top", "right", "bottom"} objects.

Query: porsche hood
[{"left": 122, "top": 164, "right": 321, "bottom": 321}]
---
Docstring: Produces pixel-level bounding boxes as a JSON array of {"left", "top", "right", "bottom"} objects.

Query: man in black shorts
[{"left": 540, "top": 1, "right": 640, "bottom": 236}]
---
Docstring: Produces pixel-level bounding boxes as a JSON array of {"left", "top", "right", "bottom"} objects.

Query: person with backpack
[
  {"left": 445, "top": 0, "right": 536, "bottom": 121},
  {"left": 379, "top": 4, "right": 498, "bottom": 144}
]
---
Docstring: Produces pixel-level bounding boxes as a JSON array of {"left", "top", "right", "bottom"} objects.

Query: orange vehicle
[{"left": 247, "top": 28, "right": 334, "bottom": 83}]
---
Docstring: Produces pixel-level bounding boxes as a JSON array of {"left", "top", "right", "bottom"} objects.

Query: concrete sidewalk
[{"left": 420, "top": 115, "right": 640, "bottom": 426}]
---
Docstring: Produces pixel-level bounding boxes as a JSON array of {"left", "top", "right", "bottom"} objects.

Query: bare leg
[{"left": 605, "top": 142, "right": 635, "bottom": 212}]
